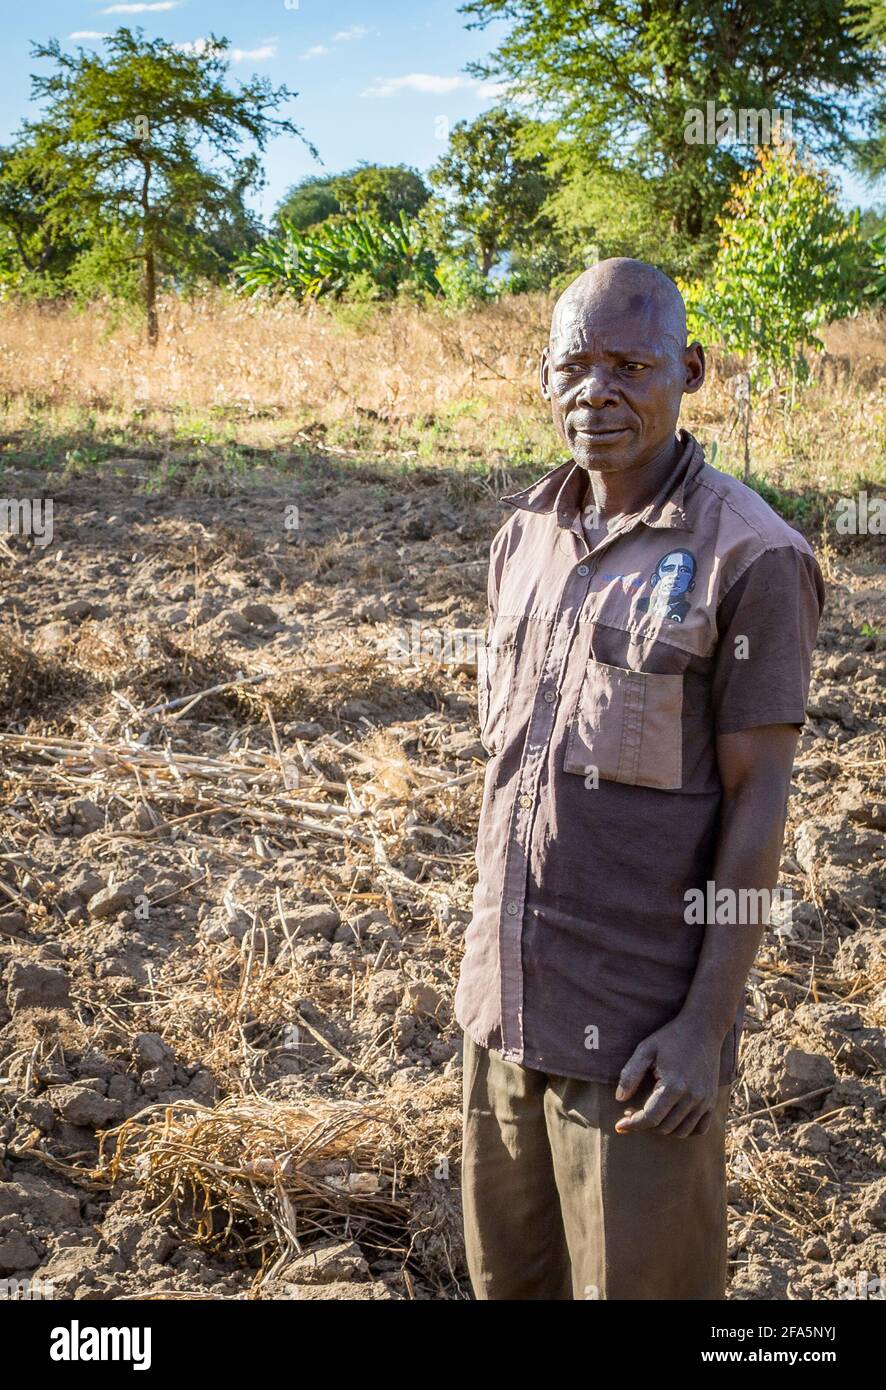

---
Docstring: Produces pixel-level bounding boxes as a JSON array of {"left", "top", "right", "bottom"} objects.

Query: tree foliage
[
  {"left": 425, "top": 107, "right": 553, "bottom": 275},
  {"left": 461, "top": 0, "right": 884, "bottom": 274},
  {"left": 273, "top": 173, "right": 342, "bottom": 231},
  {"left": 274, "top": 163, "right": 429, "bottom": 232},
  {"left": 0, "top": 134, "right": 87, "bottom": 293},
  {"left": 0, "top": 28, "right": 308, "bottom": 338},
  {"left": 851, "top": 0, "right": 886, "bottom": 181},
  {"left": 684, "top": 143, "right": 866, "bottom": 388}
]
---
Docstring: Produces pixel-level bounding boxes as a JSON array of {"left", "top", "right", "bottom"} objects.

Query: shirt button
[
  {"left": 506, "top": 901, "right": 519, "bottom": 916},
  {"left": 519, "top": 794, "right": 532, "bottom": 809},
  {"left": 543, "top": 689, "right": 556, "bottom": 703},
  {"left": 577, "top": 563, "right": 589, "bottom": 576}
]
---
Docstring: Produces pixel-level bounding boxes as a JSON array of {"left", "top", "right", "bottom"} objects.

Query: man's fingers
[
  {"left": 671, "top": 1104, "right": 707, "bottom": 1138},
  {"left": 615, "top": 1082, "right": 678, "bottom": 1133},
  {"left": 657, "top": 1096, "right": 697, "bottom": 1136},
  {"left": 615, "top": 1044, "right": 655, "bottom": 1102}
]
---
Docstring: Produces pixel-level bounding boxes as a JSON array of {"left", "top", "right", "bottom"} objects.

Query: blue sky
[{"left": 0, "top": 0, "right": 877, "bottom": 223}]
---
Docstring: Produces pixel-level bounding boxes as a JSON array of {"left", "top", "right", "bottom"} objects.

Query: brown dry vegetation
[
  {"left": 0, "top": 292, "right": 883, "bottom": 492},
  {"left": 0, "top": 295, "right": 883, "bottom": 1302}
]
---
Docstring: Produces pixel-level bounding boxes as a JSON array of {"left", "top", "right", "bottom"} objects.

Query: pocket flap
[{"left": 564, "top": 659, "right": 683, "bottom": 790}]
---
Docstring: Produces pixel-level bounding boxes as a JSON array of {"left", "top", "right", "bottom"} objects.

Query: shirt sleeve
[{"left": 712, "top": 544, "right": 825, "bottom": 735}]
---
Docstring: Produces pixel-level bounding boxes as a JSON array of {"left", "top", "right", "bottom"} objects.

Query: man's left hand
[{"left": 614, "top": 1014, "right": 723, "bottom": 1137}]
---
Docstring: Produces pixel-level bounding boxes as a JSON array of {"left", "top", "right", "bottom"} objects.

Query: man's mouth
[{"left": 573, "top": 426, "right": 629, "bottom": 440}]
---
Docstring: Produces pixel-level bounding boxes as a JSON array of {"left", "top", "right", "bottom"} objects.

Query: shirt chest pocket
[
  {"left": 563, "top": 659, "right": 684, "bottom": 790},
  {"left": 477, "top": 632, "right": 516, "bottom": 756}
]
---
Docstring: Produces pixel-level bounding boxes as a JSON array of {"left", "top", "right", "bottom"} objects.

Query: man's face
[
  {"left": 656, "top": 550, "right": 695, "bottom": 597},
  {"left": 540, "top": 281, "right": 704, "bottom": 473}
]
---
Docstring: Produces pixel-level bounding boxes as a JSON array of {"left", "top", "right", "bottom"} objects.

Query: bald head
[{"left": 551, "top": 258, "right": 687, "bottom": 358}]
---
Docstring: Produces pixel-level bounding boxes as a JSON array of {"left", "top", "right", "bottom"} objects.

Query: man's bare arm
[{"left": 615, "top": 723, "right": 799, "bottom": 1137}]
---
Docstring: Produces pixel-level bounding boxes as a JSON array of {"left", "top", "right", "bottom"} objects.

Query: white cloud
[
  {"left": 362, "top": 72, "right": 518, "bottom": 102},
  {"left": 333, "top": 25, "right": 372, "bottom": 42},
  {"left": 69, "top": 31, "right": 108, "bottom": 40},
  {"left": 177, "top": 38, "right": 211, "bottom": 55},
  {"left": 476, "top": 81, "right": 511, "bottom": 100},
  {"left": 299, "top": 44, "right": 329, "bottom": 60},
  {"left": 178, "top": 37, "right": 276, "bottom": 63},
  {"left": 231, "top": 45, "right": 277, "bottom": 63},
  {"left": 100, "top": 2, "right": 180, "bottom": 13},
  {"left": 363, "top": 73, "right": 473, "bottom": 98}
]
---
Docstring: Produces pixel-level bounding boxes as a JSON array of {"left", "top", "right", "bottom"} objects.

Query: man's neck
[{"left": 581, "top": 434, "right": 683, "bottom": 524}]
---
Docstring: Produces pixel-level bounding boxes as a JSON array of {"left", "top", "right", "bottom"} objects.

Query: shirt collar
[{"left": 502, "top": 428, "right": 704, "bottom": 535}]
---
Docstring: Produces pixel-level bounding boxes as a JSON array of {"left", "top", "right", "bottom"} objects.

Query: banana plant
[{"left": 235, "top": 210, "right": 440, "bottom": 300}]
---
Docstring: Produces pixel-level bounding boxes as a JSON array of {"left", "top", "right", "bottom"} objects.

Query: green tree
[
  {"left": 335, "top": 163, "right": 430, "bottom": 222},
  {"left": 684, "top": 143, "right": 865, "bottom": 467},
  {"left": 274, "top": 163, "right": 429, "bottom": 232},
  {"left": 273, "top": 172, "right": 342, "bottom": 231},
  {"left": 426, "top": 108, "right": 552, "bottom": 275},
  {"left": 0, "top": 134, "right": 85, "bottom": 291},
  {"left": 852, "top": 0, "right": 886, "bottom": 181},
  {"left": 12, "top": 28, "right": 311, "bottom": 340},
  {"left": 461, "top": 0, "right": 883, "bottom": 274},
  {"left": 859, "top": 205, "right": 886, "bottom": 239}
]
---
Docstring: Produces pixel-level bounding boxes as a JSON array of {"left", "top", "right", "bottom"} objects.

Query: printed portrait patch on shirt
[{"left": 637, "top": 548, "right": 698, "bottom": 625}]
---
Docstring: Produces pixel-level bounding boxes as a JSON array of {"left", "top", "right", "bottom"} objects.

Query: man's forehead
[
  {"left": 550, "top": 275, "right": 686, "bottom": 354},
  {"left": 550, "top": 304, "right": 682, "bottom": 356}
]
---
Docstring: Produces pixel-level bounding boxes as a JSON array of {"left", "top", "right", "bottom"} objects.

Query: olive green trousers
[{"left": 461, "top": 1031, "right": 730, "bottom": 1300}]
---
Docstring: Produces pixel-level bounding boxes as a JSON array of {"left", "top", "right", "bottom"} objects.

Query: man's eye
[{"left": 623, "top": 362, "right": 647, "bottom": 372}]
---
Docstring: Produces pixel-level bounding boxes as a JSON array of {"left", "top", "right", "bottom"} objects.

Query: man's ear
[
  {"left": 539, "top": 345, "right": 551, "bottom": 401},
  {"left": 683, "top": 342, "right": 705, "bottom": 394}
]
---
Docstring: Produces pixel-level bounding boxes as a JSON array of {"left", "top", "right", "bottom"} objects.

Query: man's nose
[{"left": 575, "top": 368, "right": 618, "bottom": 407}]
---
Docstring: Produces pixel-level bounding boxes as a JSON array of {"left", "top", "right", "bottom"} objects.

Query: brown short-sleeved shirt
[{"left": 454, "top": 430, "right": 824, "bottom": 1085}]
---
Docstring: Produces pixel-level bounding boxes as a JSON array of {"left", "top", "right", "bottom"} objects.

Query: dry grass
[
  {"left": 0, "top": 290, "right": 548, "bottom": 424},
  {"left": 0, "top": 291, "right": 883, "bottom": 491}
]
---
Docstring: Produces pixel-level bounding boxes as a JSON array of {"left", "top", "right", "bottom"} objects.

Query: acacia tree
[
  {"left": 852, "top": 0, "right": 886, "bottom": 180},
  {"left": 15, "top": 28, "right": 312, "bottom": 341},
  {"left": 0, "top": 133, "right": 87, "bottom": 291}
]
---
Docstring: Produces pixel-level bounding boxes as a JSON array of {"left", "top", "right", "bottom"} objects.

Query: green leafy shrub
[
  {"left": 682, "top": 143, "right": 866, "bottom": 389},
  {"left": 864, "top": 227, "right": 886, "bottom": 303},
  {"left": 433, "top": 256, "right": 497, "bottom": 307},
  {"left": 235, "top": 211, "right": 440, "bottom": 301}
]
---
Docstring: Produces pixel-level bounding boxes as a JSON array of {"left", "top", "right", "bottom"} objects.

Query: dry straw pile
[{"left": 92, "top": 1081, "right": 462, "bottom": 1292}]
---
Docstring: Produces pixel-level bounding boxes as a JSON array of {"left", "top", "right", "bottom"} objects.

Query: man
[{"left": 455, "top": 258, "right": 824, "bottom": 1301}]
